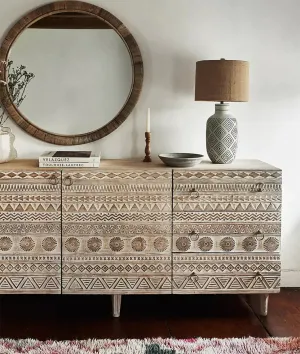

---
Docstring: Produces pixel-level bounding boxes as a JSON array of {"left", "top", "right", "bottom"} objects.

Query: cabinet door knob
[
  {"left": 255, "top": 230, "right": 265, "bottom": 241},
  {"left": 63, "top": 176, "right": 73, "bottom": 186},
  {"left": 49, "top": 174, "right": 59, "bottom": 185},
  {"left": 190, "top": 188, "right": 199, "bottom": 199},
  {"left": 190, "top": 272, "right": 199, "bottom": 282},
  {"left": 255, "top": 272, "right": 264, "bottom": 279},
  {"left": 189, "top": 231, "right": 199, "bottom": 241},
  {"left": 256, "top": 182, "right": 264, "bottom": 192}
]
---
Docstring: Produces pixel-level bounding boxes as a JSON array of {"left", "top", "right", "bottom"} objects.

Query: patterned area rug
[{"left": 0, "top": 337, "right": 299, "bottom": 354}]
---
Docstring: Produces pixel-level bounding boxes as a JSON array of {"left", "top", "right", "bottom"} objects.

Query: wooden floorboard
[
  {"left": 0, "top": 289, "right": 299, "bottom": 339},
  {"left": 259, "top": 288, "right": 300, "bottom": 337}
]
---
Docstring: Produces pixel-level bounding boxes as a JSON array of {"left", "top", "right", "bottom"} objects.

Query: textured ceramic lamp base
[{"left": 206, "top": 103, "right": 238, "bottom": 164}]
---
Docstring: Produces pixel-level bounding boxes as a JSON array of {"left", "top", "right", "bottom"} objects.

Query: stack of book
[{"left": 39, "top": 151, "right": 101, "bottom": 168}]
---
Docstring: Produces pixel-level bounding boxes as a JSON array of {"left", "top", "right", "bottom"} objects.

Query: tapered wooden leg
[
  {"left": 112, "top": 294, "right": 122, "bottom": 318},
  {"left": 249, "top": 294, "right": 269, "bottom": 316}
]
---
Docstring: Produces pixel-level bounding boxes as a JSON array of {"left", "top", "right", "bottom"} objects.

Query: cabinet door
[
  {"left": 62, "top": 170, "right": 172, "bottom": 294},
  {"left": 172, "top": 169, "right": 282, "bottom": 294},
  {"left": 0, "top": 171, "right": 61, "bottom": 293}
]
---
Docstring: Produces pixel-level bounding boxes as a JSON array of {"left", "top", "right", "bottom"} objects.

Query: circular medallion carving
[
  {"left": 263, "top": 237, "right": 279, "bottom": 252},
  {"left": 42, "top": 237, "right": 57, "bottom": 252},
  {"left": 176, "top": 237, "right": 191, "bottom": 252},
  {"left": 109, "top": 237, "right": 124, "bottom": 252},
  {"left": 65, "top": 237, "right": 80, "bottom": 252},
  {"left": 242, "top": 237, "right": 257, "bottom": 252},
  {"left": 131, "top": 237, "right": 146, "bottom": 252},
  {"left": 153, "top": 237, "right": 169, "bottom": 252},
  {"left": 20, "top": 237, "right": 35, "bottom": 252},
  {"left": 87, "top": 237, "right": 102, "bottom": 252},
  {"left": 198, "top": 237, "right": 213, "bottom": 252},
  {"left": 0, "top": 236, "right": 12, "bottom": 251},
  {"left": 220, "top": 237, "right": 235, "bottom": 252}
]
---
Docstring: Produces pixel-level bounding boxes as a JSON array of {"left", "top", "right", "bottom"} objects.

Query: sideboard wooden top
[{"left": 0, "top": 159, "right": 280, "bottom": 171}]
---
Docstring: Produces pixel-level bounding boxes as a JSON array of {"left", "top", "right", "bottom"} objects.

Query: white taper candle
[{"left": 146, "top": 108, "right": 151, "bottom": 132}]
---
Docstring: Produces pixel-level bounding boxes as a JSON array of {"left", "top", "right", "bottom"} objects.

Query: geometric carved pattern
[
  {"left": 65, "top": 237, "right": 80, "bottom": 253},
  {"left": 42, "top": 237, "right": 58, "bottom": 252},
  {"left": 242, "top": 237, "right": 258, "bottom": 252},
  {"left": 198, "top": 237, "right": 213, "bottom": 252},
  {"left": 173, "top": 223, "right": 281, "bottom": 235},
  {"left": 173, "top": 166, "right": 281, "bottom": 296},
  {"left": 0, "top": 276, "right": 60, "bottom": 292},
  {"left": 0, "top": 163, "right": 281, "bottom": 297},
  {"left": 173, "top": 235, "right": 280, "bottom": 253},
  {"left": 154, "top": 237, "right": 169, "bottom": 252},
  {"left": 0, "top": 237, "right": 12, "bottom": 251},
  {"left": 219, "top": 237, "right": 236, "bottom": 252},
  {"left": 0, "top": 171, "right": 61, "bottom": 294},
  {"left": 62, "top": 255, "right": 171, "bottom": 294},
  {"left": 263, "top": 237, "right": 280, "bottom": 252},
  {"left": 174, "top": 183, "right": 281, "bottom": 194},
  {"left": 131, "top": 237, "right": 146, "bottom": 252},
  {"left": 109, "top": 237, "right": 125, "bottom": 252},
  {"left": 62, "top": 276, "right": 172, "bottom": 293},
  {"left": 62, "top": 170, "right": 172, "bottom": 294},
  {"left": 173, "top": 170, "right": 282, "bottom": 181},
  {"left": 173, "top": 253, "right": 280, "bottom": 294},
  {"left": 19, "top": 237, "right": 35, "bottom": 252},
  {"left": 173, "top": 202, "right": 282, "bottom": 213},
  {"left": 173, "top": 275, "right": 280, "bottom": 294},
  {"left": 87, "top": 237, "right": 102, "bottom": 252},
  {"left": 174, "top": 212, "right": 281, "bottom": 223},
  {"left": 175, "top": 237, "right": 191, "bottom": 252}
]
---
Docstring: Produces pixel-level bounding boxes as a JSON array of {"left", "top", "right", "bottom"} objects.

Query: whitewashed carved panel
[
  {"left": 173, "top": 253, "right": 280, "bottom": 294},
  {"left": 0, "top": 171, "right": 61, "bottom": 293},
  {"left": 173, "top": 234, "right": 280, "bottom": 253},
  {"left": 62, "top": 171, "right": 172, "bottom": 294}
]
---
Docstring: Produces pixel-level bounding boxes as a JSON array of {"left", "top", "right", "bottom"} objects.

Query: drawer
[
  {"left": 62, "top": 255, "right": 171, "bottom": 294},
  {"left": 173, "top": 171, "right": 281, "bottom": 209},
  {"left": 173, "top": 234, "right": 280, "bottom": 253},
  {"left": 174, "top": 171, "right": 281, "bottom": 207},
  {"left": 172, "top": 253, "right": 280, "bottom": 294}
]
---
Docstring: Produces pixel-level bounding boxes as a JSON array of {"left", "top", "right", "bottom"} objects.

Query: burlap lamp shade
[
  {"left": 195, "top": 59, "right": 249, "bottom": 164},
  {"left": 195, "top": 60, "right": 249, "bottom": 102}
]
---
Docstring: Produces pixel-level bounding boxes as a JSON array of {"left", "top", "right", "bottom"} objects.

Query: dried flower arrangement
[{"left": 0, "top": 60, "right": 35, "bottom": 126}]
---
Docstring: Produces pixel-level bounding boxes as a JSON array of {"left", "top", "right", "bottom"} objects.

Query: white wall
[{"left": 1, "top": 0, "right": 300, "bottom": 286}]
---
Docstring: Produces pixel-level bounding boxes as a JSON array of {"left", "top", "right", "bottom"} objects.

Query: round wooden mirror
[{"left": 0, "top": 1, "right": 143, "bottom": 145}]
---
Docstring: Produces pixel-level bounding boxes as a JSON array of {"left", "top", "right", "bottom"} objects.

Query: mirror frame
[{"left": 0, "top": 1, "right": 143, "bottom": 145}]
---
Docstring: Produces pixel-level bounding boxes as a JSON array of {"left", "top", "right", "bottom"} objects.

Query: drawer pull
[
  {"left": 255, "top": 230, "right": 265, "bottom": 241},
  {"left": 190, "top": 272, "right": 199, "bottom": 282},
  {"left": 190, "top": 188, "right": 199, "bottom": 199},
  {"left": 255, "top": 272, "right": 265, "bottom": 280},
  {"left": 49, "top": 174, "right": 59, "bottom": 185},
  {"left": 256, "top": 182, "right": 264, "bottom": 192},
  {"left": 189, "top": 231, "right": 199, "bottom": 241},
  {"left": 63, "top": 176, "right": 73, "bottom": 186}
]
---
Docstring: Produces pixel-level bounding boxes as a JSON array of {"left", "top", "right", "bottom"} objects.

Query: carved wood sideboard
[{"left": 0, "top": 159, "right": 281, "bottom": 317}]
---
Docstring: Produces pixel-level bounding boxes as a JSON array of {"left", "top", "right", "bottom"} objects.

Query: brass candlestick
[{"left": 143, "top": 132, "right": 152, "bottom": 162}]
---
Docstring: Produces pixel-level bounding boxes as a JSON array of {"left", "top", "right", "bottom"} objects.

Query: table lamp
[{"left": 195, "top": 59, "right": 249, "bottom": 164}]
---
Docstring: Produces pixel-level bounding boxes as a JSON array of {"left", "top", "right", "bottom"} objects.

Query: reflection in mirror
[{"left": 8, "top": 12, "right": 133, "bottom": 135}]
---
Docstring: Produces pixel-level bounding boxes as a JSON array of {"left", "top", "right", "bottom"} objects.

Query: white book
[
  {"left": 39, "top": 162, "right": 100, "bottom": 168},
  {"left": 39, "top": 151, "right": 101, "bottom": 163}
]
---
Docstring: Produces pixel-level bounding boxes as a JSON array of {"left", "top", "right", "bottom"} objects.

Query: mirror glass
[{"left": 8, "top": 12, "right": 133, "bottom": 135}]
